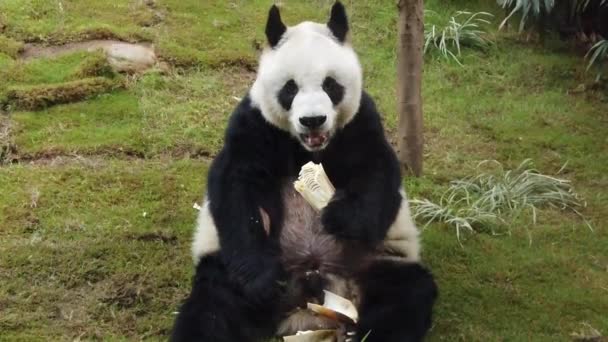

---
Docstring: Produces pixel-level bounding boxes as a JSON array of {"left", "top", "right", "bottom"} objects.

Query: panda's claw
[
  {"left": 336, "top": 323, "right": 357, "bottom": 342},
  {"left": 258, "top": 207, "right": 271, "bottom": 236}
]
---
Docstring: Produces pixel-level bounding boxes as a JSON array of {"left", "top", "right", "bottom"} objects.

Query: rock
[{"left": 99, "top": 43, "right": 157, "bottom": 73}]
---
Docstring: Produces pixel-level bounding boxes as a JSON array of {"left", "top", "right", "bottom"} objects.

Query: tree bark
[{"left": 396, "top": 0, "right": 424, "bottom": 176}]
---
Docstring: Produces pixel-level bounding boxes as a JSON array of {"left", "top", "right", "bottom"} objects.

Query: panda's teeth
[{"left": 300, "top": 132, "right": 328, "bottom": 148}]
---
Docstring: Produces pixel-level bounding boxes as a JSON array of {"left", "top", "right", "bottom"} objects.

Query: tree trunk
[{"left": 396, "top": 0, "right": 424, "bottom": 176}]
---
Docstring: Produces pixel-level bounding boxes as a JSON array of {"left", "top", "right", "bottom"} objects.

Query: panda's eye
[
  {"left": 278, "top": 79, "right": 298, "bottom": 110},
  {"left": 322, "top": 77, "right": 345, "bottom": 105}
]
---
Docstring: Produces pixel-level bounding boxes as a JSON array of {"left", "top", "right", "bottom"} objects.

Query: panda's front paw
[
  {"left": 337, "top": 323, "right": 358, "bottom": 342},
  {"left": 235, "top": 255, "right": 283, "bottom": 304},
  {"left": 321, "top": 197, "right": 365, "bottom": 241}
]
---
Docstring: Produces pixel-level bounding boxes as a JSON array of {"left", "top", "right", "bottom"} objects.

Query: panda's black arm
[
  {"left": 322, "top": 145, "right": 402, "bottom": 245},
  {"left": 206, "top": 101, "right": 283, "bottom": 305},
  {"left": 322, "top": 93, "right": 403, "bottom": 245}
]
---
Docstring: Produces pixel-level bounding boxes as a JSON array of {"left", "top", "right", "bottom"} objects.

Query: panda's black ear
[
  {"left": 327, "top": 1, "right": 349, "bottom": 43},
  {"left": 265, "top": 5, "right": 287, "bottom": 48}
]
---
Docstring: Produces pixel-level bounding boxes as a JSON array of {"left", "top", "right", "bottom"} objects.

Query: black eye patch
[
  {"left": 322, "top": 77, "right": 345, "bottom": 105},
  {"left": 278, "top": 79, "right": 298, "bottom": 110}
]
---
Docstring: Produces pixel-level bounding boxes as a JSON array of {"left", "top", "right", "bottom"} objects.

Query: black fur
[
  {"left": 170, "top": 254, "right": 281, "bottom": 342},
  {"left": 266, "top": 5, "right": 287, "bottom": 48},
  {"left": 320, "top": 93, "right": 402, "bottom": 245},
  {"left": 171, "top": 92, "right": 436, "bottom": 341},
  {"left": 322, "top": 76, "right": 345, "bottom": 105},
  {"left": 278, "top": 79, "right": 298, "bottom": 110},
  {"left": 357, "top": 261, "right": 438, "bottom": 342},
  {"left": 328, "top": 1, "right": 349, "bottom": 43}
]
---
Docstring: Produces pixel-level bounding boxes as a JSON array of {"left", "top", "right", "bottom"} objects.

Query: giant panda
[{"left": 171, "top": 2, "right": 437, "bottom": 342}]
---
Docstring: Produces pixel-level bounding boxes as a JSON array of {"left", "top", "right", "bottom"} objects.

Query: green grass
[
  {"left": 11, "top": 91, "right": 143, "bottom": 157},
  {"left": 0, "top": 35, "right": 24, "bottom": 58},
  {"left": 0, "top": 159, "right": 206, "bottom": 340},
  {"left": 0, "top": 0, "right": 150, "bottom": 43},
  {"left": 1, "top": 0, "right": 607, "bottom": 340}
]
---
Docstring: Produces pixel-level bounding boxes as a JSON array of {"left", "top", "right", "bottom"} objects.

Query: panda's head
[{"left": 250, "top": 2, "right": 362, "bottom": 152}]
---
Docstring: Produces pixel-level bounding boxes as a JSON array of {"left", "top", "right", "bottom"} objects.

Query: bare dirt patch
[
  {"left": 20, "top": 40, "right": 152, "bottom": 61},
  {"left": 3, "top": 146, "right": 214, "bottom": 167},
  {"left": 126, "top": 232, "right": 178, "bottom": 244},
  {"left": 101, "top": 275, "right": 152, "bottom": 309},
  {"left": 219, "top": 66, "right": 256, "bottom": 89},
  {"left": 20, "top": 40, "right": 158, "bottom": 74}
]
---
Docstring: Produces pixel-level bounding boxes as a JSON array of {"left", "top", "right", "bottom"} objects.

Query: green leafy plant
[
  {"left": 497, "top": 0, "right": 555, "bottom": 31},
  {"left": 585, "top": 39, "right": 608, "bottom": 81},
  {"left": 410, "top": 160, "right": 592, "bottom": 244},
  {"left": 424, "top": 11, "right": 493, "bottom": 65},
  {"left": 576, "top": 0, "right": 607, "bottom": 11}
]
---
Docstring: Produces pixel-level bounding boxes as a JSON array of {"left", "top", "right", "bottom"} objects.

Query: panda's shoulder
[
  {"left": 224, "top": 95, "right": 278, "bottom": 143},
  {"left": 359, "top": 91, "right": 380, "bottom": 114},
  {"left": 343, "top": 91, "right": 384, "bottom": 135},
  {"left": 226, "top": 95, "right": 266, "bottom": 130}
]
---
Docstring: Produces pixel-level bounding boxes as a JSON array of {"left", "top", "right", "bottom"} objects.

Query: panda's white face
[{"left": 250, "top": 3, "right": 362, "bottom": 152}]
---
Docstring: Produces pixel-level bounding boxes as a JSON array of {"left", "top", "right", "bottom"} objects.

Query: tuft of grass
[
  {"left": 5, "top": 77, "right": 122, "bottom": 110},
  {"left": 0, "top": 35, "right": 24, "bottom": 58},
  {"left": 424, "top": 11, "right": 493, "bottom": 65},
  {"left": 410, "top": 198, "right": 500, "bottom": 242},
  {"left": 69, "top": 51, "right": 116, "bottom": 79},
  {"left": 570, "top": 322, "right": 603, "bottom": 341},
  {"left": 410, "top": 159, "right": 591, "bottom": 243}
]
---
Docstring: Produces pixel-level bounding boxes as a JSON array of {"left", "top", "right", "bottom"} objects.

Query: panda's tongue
[{"left": 304, "top": 132, "right": 327, "bottom": 147}]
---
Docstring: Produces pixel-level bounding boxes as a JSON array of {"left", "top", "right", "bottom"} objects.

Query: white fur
[
  {"left": 191, "top": 200, "right": 220, "bottom": 264},
  {"left": 250, "top": 21, "right": 363, "bottom": 146},
  {"left": 383, "top": 189, "right": 421, "bottom": 262}
]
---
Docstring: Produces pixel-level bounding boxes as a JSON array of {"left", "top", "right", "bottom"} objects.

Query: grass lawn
[{"left": 1, "top": 0, "right": 607, "bottom": 340}]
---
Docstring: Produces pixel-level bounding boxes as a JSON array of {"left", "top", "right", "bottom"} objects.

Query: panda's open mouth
[{"left": 299, "top": 132, "right": 330, "bottom": 150}]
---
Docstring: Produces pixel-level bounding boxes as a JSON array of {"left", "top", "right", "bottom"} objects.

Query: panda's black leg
[
  {"left": 356, "top": 260, "right": 438, "bottom": 342},
  {"left": 171, "top": 254, "right": 279, "bottom": 342}
]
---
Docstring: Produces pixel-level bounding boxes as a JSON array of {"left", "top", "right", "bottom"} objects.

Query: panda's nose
[{"left": 299, "top": 115, "right": 327, "bottom": 129}]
